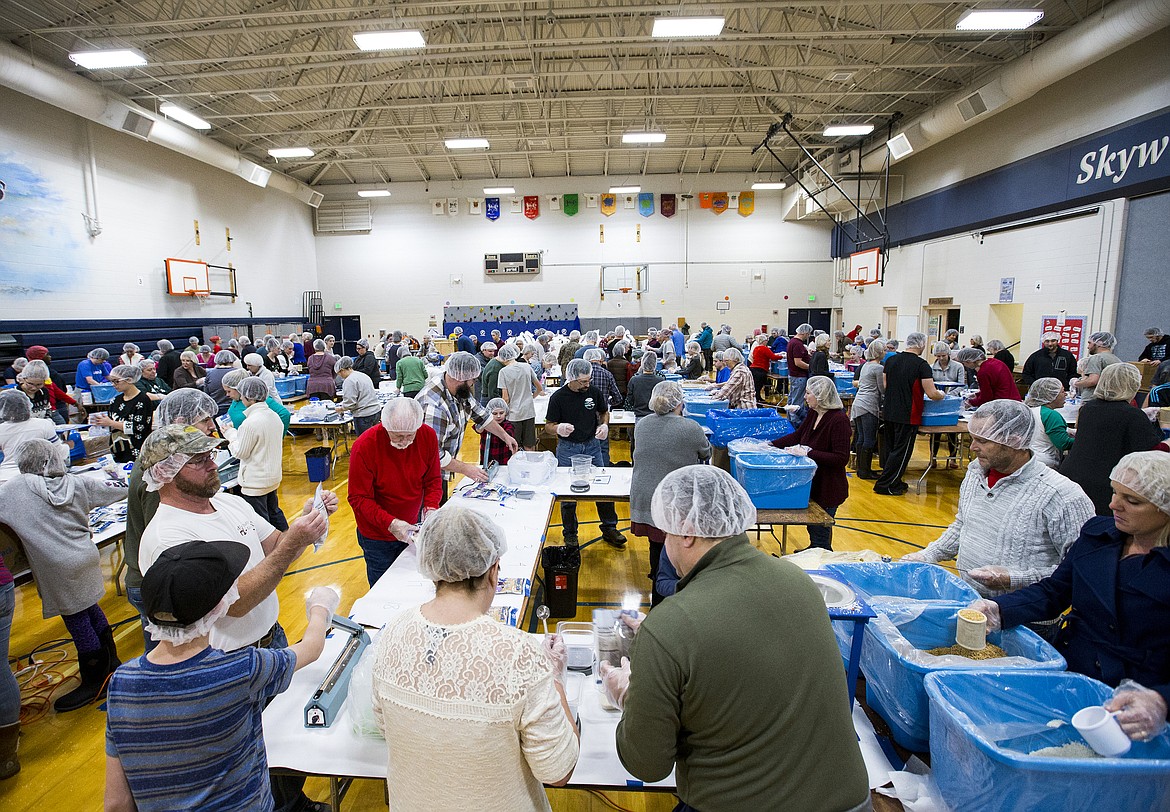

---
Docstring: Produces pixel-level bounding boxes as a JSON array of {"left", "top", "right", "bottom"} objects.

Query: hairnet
[
  {"left": 1095, "top": 362, "right": 1141, "bottom": 402},
  {"left": 649, "top": 380, "right": 685, "bottom": 415},
  {"left": 143, "top": 453, "right": 190, "bottom": 491},
  {"left": 0, "top": 390, "right": 33, "bottom": 423},
  {"left": 180, "top": 350, "right": 199, "bottom": 363},
  {"left": 932, "top": 342, "right": 951, "bottom": 355},
  {"left": 158, "top": 339, "right": 174, "bottom": 352},
  {"left": 243, "top": 353, "right": 264, "bottom": 369},
  {"left": 1041, "top": 331, "right": 1061, "bottom": 342},
  {"left": 1024, "top": 378, "right": 1065, "bottom": 407},
  {"left": 986, "top": 339, "right": 1005, "bottom": 353},
  {"left": 479, "top": 342, "right": 497, "bottom": 353},
  {"left": 584, "top": 348, "right": 607, "bottom": 363},
  {"left": 213, "top": 350, "right": 236, "bottom": 366},
  {"left": 1110, "top": 451, "right": 1170, "bottom": 516},
  {"left": 312, "top": 339, "right": 326, "bottom": 351},
  {"left": 955, "top": 347, "right": 986, "bottom": 365},
  {"left": 871, "top": 329, "right": 884, "bottom": 339},
  {"left": 221, "top": 369, "right": 249, "bottom": 390},
  {"left": 382, "top": 397, "right": 424, "bottom": 433},
  {"left": 498, "top": 344, "right": 519, "bottom": 362},
  {"left": 814, "top": 334, "right": 831, "bottom": 349},
  {"left": 886, "top": 340, "right": 900, "bottom": 350},
  {"left": 334, "top": 355, "right": 354, "bottom": 372},
  {"left": 585, "top": 331, "right": 600, "bottom": 343},
  {"left": 522, "top": 343, "right": 540, "bottom": 357},
  {"left": 1088, "top": 331, "right": 1117, "bottom": 350},
  {"left": 265, "top": 338, "right": 281, "bottom": 351},
  {"left": 356, "top": 337, "right": 370, "bottom": 349},
  {"left": 720, "top": 324, "right": 731, "bottom": 333},
  {"left": 905, "top": 332, "right": 927, "bottom": 349},
  {"left": 18, "top": 360, "right": 49, "bottom": 383},
  {"left": 324, "top": 335, "right": 335, "bottom": 342},
  {"left": 15, "top": 437, "right": 68, "bottom": 477},
  {"left": 486, "top": 398, "right": 509, "bottom": 414},
  {"left": 542, "top": 352, "right": 556, "bottom": 364},
  {"left": 228, "top": 339, "right": 241, "bottom": 349},
  {"left": 640, "top": 351, "right": 658, "bottom": 373},
  {"left": 755, "top": 334, "right": 769, "bottom": 346},
  {"left": 156, "top": 389, "right": 217, "bottom": 426},
  {"left": 651, "top": 465, "right": 756, "bottom": 538},
  {"left": 397, "top": 345, "right": 411, "bottom": 359},
  {"left": 445, "top": 351, "right": 482, "bottom": 381},
  {"left": 187, "top": 336, "right": 199, "bottom": 345},
  {"left": 199, "top": 346, "right": 211, "bottom": 354},
  {"left": 969, "top": 335, "right": 983, "bottom": 345},
  {"left": 138, "top": 358, "right": 157, "bottom": 370},
  {"left": 237, "top": 377, "right": 269, "bottom": 402},
  {"left": 612, "top": 341, "right": 629, "bottom": 358},
  {"left": 685, "top": 341, "right": 700, "bottom": 353},
  {"left": 123, "top": 342, "right": 139, "bottom": 353},
  {"left": 416, "top": 504, "right": 508, "bottom": 582},
  {"left": 866, "top": 342, "right": 886, "bottom": 361},
  {"left": 88, "top": 348, "right": 110, "bottom": 361},
  {"left": 806, "top": 375, "right": 843, "bottom": 409},
  {"left": 1146, "top": 327, "right": 1164, "bottom": 339},
  {"left": 724, "top": 347, "right": 744, "bottom": 365},
  {"left": 569, "top": 330, "right": 581, "bottom": 340},
  {"left": 796, "top": 323, "right": 813, "bottom": 335},
  {"left": 968, "top": 400, "right": 1035, "bottom": 450},
  {"left": 108, "top": 364, "right": 142, "bottom": 383}
]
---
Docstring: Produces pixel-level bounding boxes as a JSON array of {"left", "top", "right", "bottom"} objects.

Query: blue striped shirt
[{"left": 105, "top": 646, "right": 296, "bottom": 811}]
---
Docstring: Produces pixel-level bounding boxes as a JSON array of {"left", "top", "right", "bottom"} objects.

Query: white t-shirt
[{"left": 139, "top": 492, "right": 278, "bottom": 651}]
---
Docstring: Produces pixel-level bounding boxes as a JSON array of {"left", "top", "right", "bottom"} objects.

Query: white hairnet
[
  {"left": 724, "top": 347, "right": 744, "bottom": 365},
  {"left": 445, "top": 351, "right": 482, "bottom": 381},
  {"left": 158, "top": 339, "right": 174, "bottom": 352},
  {"left": 479, "top": 342, "right": 497, "bottom": 353},
  {"left": 584, "top": 348, "right": 607, "bottom": 363},
  {"left": 1095, "top": 362, "right": 1141, "bottom": 402},
  {"left": 649, "top": 380, "right": 685, "bottom": 415},
  {"left": 221, "top": 369, "right": 249, "bottom": 391},
  {"left": 156, "top": 389, "right": 218, "bottom": 426},
  {"left": 612, "top": 341, "right": 629, "bottom": 358},
  {"left": 334, "top": 355, "right": 354, "bottom": 372},
  {"left": 108, "top": 364, "right": 141, "bottom": 383},
  {"left": 905, "top": 332, "right": 927, "bottom": 349},
  {"left": 866, "top": 342, "right": 886, "bottom": 361},
  {"left": 1024, "top": 378, "right": 1065, "bottom": 407},
  {"left": 381, "top": 397, "right": 423, "bottom": 432},
  {"left": 569, "top": 330, "right": 581, "bottom": 340},
  {"left": 651, "top": 465, "right": 756, "bottom": 538},
  {"left": 237, "top": 377, "right": 269, "bottom": 402},
  {"left": 585, "top": 331, "right": 600, "bottom": 343},
  {"left": 138, "top": 358, "right": 157, "bottom": 370},
  {"left": 214, "top": 350, "right": 237, "bottom": 366},
  {"left": 243, "top": 352, "right": 264, "bottom": 369},
  {"left": 932, "top": 342, "right": 951, "bottom": 355},
  {"left": 15, "top": 437, "right": 68, "bottom": 477},
  {"left": 17, "top": 360, "right": 49, "bottom": 383},
  {"left": 640, "top": 351, "right": 658, "bottom": 373},
  {"left": 796, "top": 323, "right": 813, "bottom": 335},
  {"left": 486, "top": 397, "right": 508, "bottom": 413},
  {"left": 565, "top": 358, "right": 592, "bottom": 380},
  {"left": 805, "top": 376, "right": 843, "bottom": 409},
  {"left": 1041, "top": 331, "right": 1061, "bottom": 342},
  {"left": 814, "top": 334, "right": 831, "bottom": 349},
  {"left": 498, "top": 344, "right": 519, "bottom": 362},
  {"left": 968, "top": 400, "right": 1035, "bottom": 450},
  {"left": 143, "top": 453, "right": 191, "bottom": 491},
  {"left": 397, "top": 345, "right": 412, "bottom": 359},
  {"left": 1110, "top": 451, "right": 1170, "bottom": 516},
  {"left": 1088, "top": 331, "right": 1117, "bottom": 350},
  {"left": 685, "top": 341, "right": 701, "bottom": 353},
  {"left": 312, "top": 339, "right": 325, "bottom": 351},
  {"left": 88, "top": 347, "right": 110, "bottom": 361},
  {"left": 265, "top": 338, "right": 281, "bottom": 351},
  {"left": 0, "top": 390, "right": 33, "bottom": 423},
  {"left": 955, "top": 347, "right": 986, "bottom": 365},
  {"left": 123, "top": 342, "right": 139, "bottom": 353},
  {"left": 986, "top": 339, "right": 1005, "bottom": 353},
  {"left": 416, "top": 504, "right": 508, "bottom": 582}
]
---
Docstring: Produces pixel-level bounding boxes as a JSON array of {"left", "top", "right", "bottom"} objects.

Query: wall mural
[{"left": 0, "top": 154, "right": 83, "bottom": 297}]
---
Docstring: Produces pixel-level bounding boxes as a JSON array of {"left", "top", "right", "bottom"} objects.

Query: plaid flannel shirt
[
  {"left": 416, "top": 377, "right": 493, "bottom": 477},
  {"left": 479, "top": 419, "right": 515, "bottom": 467},
  {"left": 715, "top": 363, "right": 757, "bottom": 409},
  {"left": 590, "top": 363, "right": 623, "bottom": 410}
]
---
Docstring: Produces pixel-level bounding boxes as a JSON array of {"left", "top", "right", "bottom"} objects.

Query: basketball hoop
[
  {"left": 618, "top": 287, "right": 632, "bottom": 294},
  {"left": 191, "top": 291, "right": 211, "bottom": 304}
]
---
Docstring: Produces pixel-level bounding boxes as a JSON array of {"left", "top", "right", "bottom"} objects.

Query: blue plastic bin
[
  {"left": 706, "top": 408, "right": 794, "bottom": 448},
  {"left": 770, "top": 360, "right": 788, "bottom": 377},
  {"left": 91, "top": 382, "right": 116, "bottom": 403},
  {"left": 861, "top": 600, "right": 1066, "bottom": 751},
  {"left": 824, "top": 562, "right": 979, "bottom": 604},
  {"left": 274, "top": 378, "right": 298, "bottom": 398},
  {"left": 732, "top": 453, "right": 817, "bottom": 509},
  {"left": 305, "top": 446, "right": 332, "bottom": 482},
  {"left": 681, "top": 395, "right": 727, "bottom": 416},
  {"left": 925, "top": 670, "right": 1170, "bottom": 812},
  {"left": 834, "top": 372, "right": 856, "bottom": 392},
  {"left": 294, "top": 374, "right": 308, "bottom": 395}
]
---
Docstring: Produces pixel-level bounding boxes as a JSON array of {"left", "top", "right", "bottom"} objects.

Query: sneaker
[
  {"left": 562, "top": 533, "right": 579, "bottom": 548},
  {"left": 872, "top": 485, "right": 902, "bottom": 496},
  {"left": 600, "top": 528, "right": 627, "bottom": 548}
]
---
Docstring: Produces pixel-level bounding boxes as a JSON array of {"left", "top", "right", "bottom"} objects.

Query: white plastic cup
[
  {"left": 956, "top": 608, "right": 988, "bottom": 651},
  {"left": 1072, "top": 705, "right": 1132, "bottom": 757}
]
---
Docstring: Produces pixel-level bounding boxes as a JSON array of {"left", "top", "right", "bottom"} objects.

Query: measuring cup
[{"left": 570, "top": 454, "right": 592, "bottom": 493}]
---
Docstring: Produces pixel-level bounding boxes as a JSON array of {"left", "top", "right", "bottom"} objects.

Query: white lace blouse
[{"left": 371, "top": 607, "right": 579, "bottom": 811}]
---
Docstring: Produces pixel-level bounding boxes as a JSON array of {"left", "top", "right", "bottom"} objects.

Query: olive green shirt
[
  {"left": 395, "top": 356, "right": 427, "bottom": 394},
  {"left": 123, "top": 462, "right": 159, "bottom": 590},
  {"left": 616, "top": 534, "right": 869, "bottom": 812}
]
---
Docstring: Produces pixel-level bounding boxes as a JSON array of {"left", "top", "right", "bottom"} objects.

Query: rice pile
[
  {"left": 1028, "top": 742, "right": 1101, "bottom": 759},
  {"left": 927, "top": 643, "right": 1008, "bottom": 660}
]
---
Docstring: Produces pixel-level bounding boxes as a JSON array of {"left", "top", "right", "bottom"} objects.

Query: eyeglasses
[{"left": 184, "top": 452, "right": 218, "bottom": 468}]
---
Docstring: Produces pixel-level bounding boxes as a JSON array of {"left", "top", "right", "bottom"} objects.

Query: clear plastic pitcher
[{"left": 570, "top": 454, "right": 592, "bottom": 492}]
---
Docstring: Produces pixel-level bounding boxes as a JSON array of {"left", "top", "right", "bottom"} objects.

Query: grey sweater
[{"left": 630, "top": 413, "right": 711, "bottom": 525}]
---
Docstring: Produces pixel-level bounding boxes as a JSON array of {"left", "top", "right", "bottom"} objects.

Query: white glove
[
  {"left": 967, "top": 565, "right": 1012, "bottom": 591},
  {"left": 600, "top": 657, "right": 631, "bottom": 709},
  {"left": 542, "top": 634, "right": 568, "bottom": 680},
  {"left": 305, "top": 586, "right": 341, "bottom": 618},
  {"left": 555, "top": 423, "right": 574, "bottom": 438},
  {"left": 901, "top": 550, "right": 928, "bottom": 562},
  {"left": 595, "top": 424, "right": 609, "bottom": 441},
  {"left": 967, "top": 599, "right": 1002, "bottom": 632},
  {"left": 389, "top": 518, "right": 418, "bottom": 541},
  {"left": 787, "top": 444, "right": 809, "bottom": 457},
  {"left": 1106, "top": 681, "right": 1170, "bottom": 742}
]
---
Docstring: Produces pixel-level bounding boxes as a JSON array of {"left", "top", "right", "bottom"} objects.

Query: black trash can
[
  {"left": 541, "top": 545, "right": 581, "bottom": 618},
  {"left": 305, "top": 446, "right": 332, "bottom": 482}
]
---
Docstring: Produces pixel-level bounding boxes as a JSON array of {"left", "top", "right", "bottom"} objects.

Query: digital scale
[{"left": 303, "top": 615, "right": 371, "bottom": 728}]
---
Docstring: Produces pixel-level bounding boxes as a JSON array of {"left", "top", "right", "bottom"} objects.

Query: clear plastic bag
[
  {"left": 823, "top": 561, "right": 980, "bottom": 603},
  {"left": 347, "top": 643, "right": 384, "bottom": 740},
  {"left": 506, "top": 450, "right": 557, "bottom": 485}
]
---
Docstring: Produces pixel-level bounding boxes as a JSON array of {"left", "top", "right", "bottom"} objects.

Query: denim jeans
[
  {"left": 0, "top": 582, "right": 20, "bottom": 726},
  {"left": 125, "top": 584, "right": 159, "bottom": 654},
  {"left": 353, "top": 412, "right": 380, "bottom": 437},
  {"left": 357, "top": 530, "right": 408, "bottom": 587},
  {"left": 806, "top": 504, "right": 839, "bottom": 550},
  {"left": 555, "top": 438, "right": 618, "bottom": 535},
  {"left": 788, "top": 375, "right": 808, "bottom": 426}
]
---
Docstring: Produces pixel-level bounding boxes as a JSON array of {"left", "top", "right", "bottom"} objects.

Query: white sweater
[
  {"left": 228, "top": 401, "right": 285, "bottom": 496},
  {"left": 918, "top": 455, "right": 1095, "bottom": 597}
]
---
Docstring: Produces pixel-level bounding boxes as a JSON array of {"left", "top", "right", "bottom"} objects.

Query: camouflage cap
[{"left": 139, "top": 424, "right": 226, "bottom": 470}]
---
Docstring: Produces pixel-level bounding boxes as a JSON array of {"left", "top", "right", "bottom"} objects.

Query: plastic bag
[
  {"left": 823, "top": 561, "right": 980, "bottom": 603},
  {"left": 347, "top": 643, "right": 384, "bottom": 739},
  {"left": 706, "top": 408, "right": 795, "bottom": 447},
  {"left": 507, "top": 450, "right": 557, "bottom": 485}
]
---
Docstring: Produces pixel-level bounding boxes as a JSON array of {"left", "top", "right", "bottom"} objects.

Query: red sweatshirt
[
  {"left": 969, "top": 358, "right": 1023, "bottom": 407},
  {"left": 750, "top": 344, "right": 782, "bottom": 370},
  {"left": 348, "top": 423, "right": 442, "bottom": 541}
]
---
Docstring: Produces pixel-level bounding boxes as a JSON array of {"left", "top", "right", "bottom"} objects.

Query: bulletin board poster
[{"left": 1041, "top": 315, "right": 1086, "bottom": 359}]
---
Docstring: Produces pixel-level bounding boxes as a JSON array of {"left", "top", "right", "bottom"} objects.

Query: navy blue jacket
[{"left": 996, "top": 516, "right": 1170, "bottom": 711}]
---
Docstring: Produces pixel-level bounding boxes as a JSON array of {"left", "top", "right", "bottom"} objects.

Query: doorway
[
  {"left": 925, "top": 307, "right": 961, "bottom": 344},
  {"left": 787, "top": 308, "right": 832, "bottom": 335},
  {"left": 988, "top": 304, "right": 1024, "bottom": 357}
]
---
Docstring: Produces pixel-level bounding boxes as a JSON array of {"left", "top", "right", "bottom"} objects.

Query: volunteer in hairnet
[
  {"left": 970, "top": 451, "right": 1170, "bottom": 741},
  {"left": 370, "top": 505, "right": 579, "bottom": 810},
  {"left": 903, "top": 401, "right": 1095, "bottom": 606},
  {"left": 601, "top": 466, "right": 869, "bottom": 812}
]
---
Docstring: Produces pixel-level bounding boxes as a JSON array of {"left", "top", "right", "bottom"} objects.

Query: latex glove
[
  {"left": 305, "top": 586, "right": 341, "bottom": 618},
  {"left": 555, "top": 422, "right": 574, "bottom": 438},
  {"left": 1106, "top": 681, "right": 1169, "bottom": 742},
  {"left": 389, "top": 518, "right": 418, "bottom": 541},
  {"left": 787, "top": 445, "right": 809, "bottom": 457},
  {"left": 542, "top": 633, "right": 568, "bottom": 680},
  {"left": 900, "top": 550, "right": 929, "bottom": 562},
  {"left": 620, "top": 612, "right": 643, "bottom": 634},
  {"left": 967, "top": 565, "right": 1012, "bottom": 591},
  {"left": 967, "top": 599, "right": 1002, "bottom": 632},
  {"left": 599, "top": 657, "right": 631, "bottom": 710},
  {"left": 303, "top": 490, "right": 340, "bottom": 516},
  {"left": 595, "top": 424, "right": 609, "bottom": 441}
]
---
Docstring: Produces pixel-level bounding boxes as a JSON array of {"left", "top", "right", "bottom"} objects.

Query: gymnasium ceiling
[{"left": 1, "top": 1, "right": 1120, "bottom": 188}]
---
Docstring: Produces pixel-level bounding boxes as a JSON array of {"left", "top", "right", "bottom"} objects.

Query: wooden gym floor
[{"left": 2, "top": 421, "right": 965, "bottom": 811}]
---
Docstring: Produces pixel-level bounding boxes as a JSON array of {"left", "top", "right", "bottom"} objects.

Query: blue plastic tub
[
  {"left": 861, "top": 600, "right": 1066, "bottom": 752},
  {"left": 921, "top": 413, "right": 960, "bottom": 426},
  {"left": 275, "top": 377, "right": 298, "bottom": 398},
  {"left": 823, "top": 562, "right": 979, "bottom": 603},
  {"left": 295, "top": 374, "right": 308, "bottom": 395},
  {"left": 923, "top": 395, "right": 962, "bottom": 415},
  {"left": 706, "top": 408, "right": 794, "bottom": 448},
  {"left": 732, "top": 453, "right": 817, "bottom": 509},
  {"left": 683, "top": 412, "right": 708, "bottom": 429},
  {"left": 770, "top": 360, "right": 788, "bottom": 376},
  {"left": 90, "top": 382, "right": 116, "bottom": 403},
  {"left": 925, "top": 670, "right": 1170, "bottom": 812},
  {"left": 681, "top": 395, "right": 727, "bottom": 416},
  {"left": 834, "top": 372, "right": 856, "bottom": 392}
]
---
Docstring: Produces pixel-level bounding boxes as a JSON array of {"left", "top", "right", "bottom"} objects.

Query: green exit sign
[
  {"left": 807, "top": 294, "right": 816, "bottom": 302},
  {"left": 333, "top": 302, "right": 343, "bottom": 310}
]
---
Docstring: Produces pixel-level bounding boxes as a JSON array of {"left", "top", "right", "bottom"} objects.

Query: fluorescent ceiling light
[
  {"left": 483, "top": 186, "right": 515, "bottom": 195},
  {"left": 68, "top": 49, "right": 147, "bottom": 69},
  {"left": 267, "top": 147, "right": 315, "bottom": 159},
  {"left": 159, "top": 102, "right": 211, "bottom": 131},
  {"left": 955, "top": 9, "right": 1043, "bottom": 30},
  {"left": 823, "top": 124, "right": 874, "bottom": 137},
  {"left": 622, "top": 132, "right": 667, "bottom": 144},
  {"left": 353, "top": 30, "right": 426, "bottom": 51},
  {"left": 357, "top": 190, "right": 392, "bottom": 198},
  {"left": 609, "top": 186, "right": 641, "bottom": 194},
  {"left": 445, "top": 138, "right": 490, "bottom": 149},
  {"left": 887, "top": 133, "right": 914, "bottom": 161},
  {"left": 652, "top": 16, "right": 725, "bottom": 38},
  {"left": 751, "top": 182, "right": 788, "bottom": 190}
]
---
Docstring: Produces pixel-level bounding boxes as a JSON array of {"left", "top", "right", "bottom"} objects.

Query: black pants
[
  {"left": 750, "top": 366, "right": 767, "bottom": 399},
  {"left": 875, "top": 422, "right": 918, "bottom": 492},
  {"left": 702, "top": 348, "right": 713, "bottom": 375}
]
